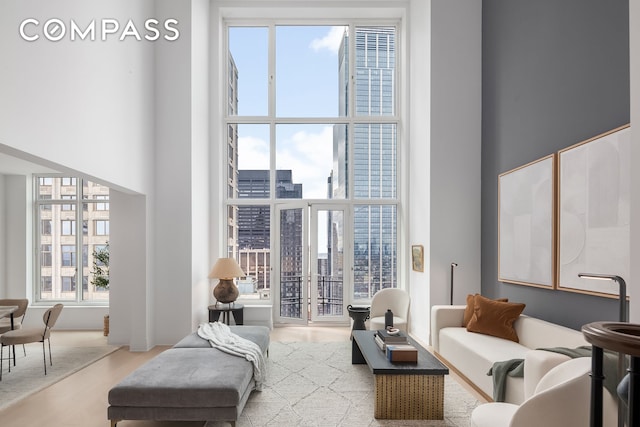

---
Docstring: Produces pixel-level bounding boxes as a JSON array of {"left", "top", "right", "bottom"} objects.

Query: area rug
[
  {"left": 0, "top": 340, "right": 119, "bottom": 411},
  {"left": 209, "top": 340, "right": 480, "bottom": 427}
]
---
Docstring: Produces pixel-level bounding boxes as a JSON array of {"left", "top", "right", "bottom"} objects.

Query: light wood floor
[{"left": 0, "top": 326, "right": 484, "bottom": 427}]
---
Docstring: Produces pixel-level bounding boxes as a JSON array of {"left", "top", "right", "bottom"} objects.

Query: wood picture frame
[
  {"left": 557, "top": 125, "right": 631, "bottom": 298},
  {"left": 498, "top": 154, "right": 556, "bottom": 288},
  {"left": 411, "top": 245, "right": 424, "bottom": 272}
]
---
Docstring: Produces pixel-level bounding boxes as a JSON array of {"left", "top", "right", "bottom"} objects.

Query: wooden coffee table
[{"left": 351, "top": 330, "right": 449, "bottom": 420}]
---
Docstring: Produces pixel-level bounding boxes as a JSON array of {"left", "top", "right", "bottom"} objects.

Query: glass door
[
  {"left": 275, "top": 203, "right": 308, "bottom": 325},
  {"left": 310, "top": 205, "right": 348, "bottom": 323},
  {"left": 274, "top": 203, "right": 349, "bottom": 325}
]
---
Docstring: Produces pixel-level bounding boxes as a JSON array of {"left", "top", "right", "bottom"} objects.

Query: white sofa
[{"left": 431, "top": 305, "right": 589, "bottom": 404}]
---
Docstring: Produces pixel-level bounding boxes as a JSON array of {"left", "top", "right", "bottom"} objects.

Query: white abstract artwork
[
  {"left": 558, "top": 125, "right": 631, "bottom": 297},
  {"left": 499, "top": 154, "right": 555, "bottom": 288}
]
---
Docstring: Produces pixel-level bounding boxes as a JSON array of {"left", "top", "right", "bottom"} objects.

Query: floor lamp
[
  {"left": 578, "top": 273, "right": 628, "bottom": 427},
  {"left": 450, "top": 263, "right": 458, "bottom": 305}
]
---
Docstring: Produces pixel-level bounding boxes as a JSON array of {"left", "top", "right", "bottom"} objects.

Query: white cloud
[
  {"left": 237, "top": 126, "right": 335, "bottom": 199},
  {"left": 309, "top": 26, "right": 347, "bottom": 55},
  {"left": 237, "top": 136, "right": 269, "bottom": 170},
  {"left": 277, "top": 126, "right": 335, "bottom": 199}
]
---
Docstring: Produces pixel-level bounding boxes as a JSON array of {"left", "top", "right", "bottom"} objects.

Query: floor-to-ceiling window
[
  {"left": 34, "top": 176, "right": 110, "bottom": 304},
  {"left": 223, "top": 20, "right": 400, "bottom": 317}
]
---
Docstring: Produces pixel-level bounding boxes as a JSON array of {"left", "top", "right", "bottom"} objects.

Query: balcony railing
[{"left": 279, "top": 275, "right": 344, "bottom": 319}]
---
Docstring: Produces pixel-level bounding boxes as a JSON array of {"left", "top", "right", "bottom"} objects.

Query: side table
[{"left": 208, "top": 303, "right": 244, "bottom": 325}]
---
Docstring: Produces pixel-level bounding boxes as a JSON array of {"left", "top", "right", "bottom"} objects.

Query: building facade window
[
  {"left": 94, "top": 195, "right": 109, "bottom": 211},
  {"left": 61, "top": 195, "right": 76, "bottom": 211},
  {"left": 61, "top": 245, "right": 76, "bottom": 267},
  {"left": 94, "top": 220, "right": 109, "bottom": 236},
  {"left": 41, "top": 244, "right": 52, "bottom": 267},
  {"left": 41, "top": 220, "right": 52, "bottom": 235},
  {"left": 61, "top": 220, "right": 75, "bottom": 236},
  {"left": 61, "top": 275, "right": 76, "bottom": 292},
  {"left": 223, "top": 22, "right": 399, "bottom": 308},
  {"left": 41, "top": 276, "right": 52, "bottom": 292},
  {"left": 34, "top": 176, "right": 110, "bottom": 304}
]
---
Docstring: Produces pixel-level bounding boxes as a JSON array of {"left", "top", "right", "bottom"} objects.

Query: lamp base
[{"left": 213, "top": 279, "right": 239, "bottom": 304}]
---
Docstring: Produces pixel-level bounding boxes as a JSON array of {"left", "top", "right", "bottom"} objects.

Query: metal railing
[{"left": 279, "top": 275, "right": 344, "bottom": 319}]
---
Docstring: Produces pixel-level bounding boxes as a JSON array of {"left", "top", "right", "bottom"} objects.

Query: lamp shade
[{"left": 208, "top": 258, "right": 245, "bottom": 279}]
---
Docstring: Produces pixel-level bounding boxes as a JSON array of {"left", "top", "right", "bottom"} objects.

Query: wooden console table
[{"left": 351, "top": 330, "right": 449, "bottom": 420}]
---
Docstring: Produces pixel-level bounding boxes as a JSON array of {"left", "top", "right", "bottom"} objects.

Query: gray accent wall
[{"left": 482, "top": 0, "right": 630, "bottom": 330}]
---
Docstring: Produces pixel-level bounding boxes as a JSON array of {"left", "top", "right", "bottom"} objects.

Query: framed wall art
[
  {"left": 557, "top": 125, "right": 631, "bottom": 298},
  {"left": 498, "top": 154, "right": 556, "bottom": 288},
  {"left": 411, "top": 245, "right": 424, "bottom": 272}
]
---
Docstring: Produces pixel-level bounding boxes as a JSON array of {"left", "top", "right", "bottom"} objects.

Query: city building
[
  {"left": 235, "top": 169, "right": 303, "bottom": 306},
  {"left": 334, "top": 27, "right": 398, "bottom": 299}
]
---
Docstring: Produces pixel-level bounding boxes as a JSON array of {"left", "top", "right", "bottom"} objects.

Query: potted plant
[{"left": 91, "top": 243, "right": 110, "bottom": 335}]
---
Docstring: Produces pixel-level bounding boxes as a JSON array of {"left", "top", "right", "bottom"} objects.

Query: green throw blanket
[{"left": 487, "top": 346, "right": 620, "bottom": 402}]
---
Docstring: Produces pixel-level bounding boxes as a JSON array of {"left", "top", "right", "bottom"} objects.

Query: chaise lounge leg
[{"left": 110, "top": 419, "right": 119, "bottom": 427}]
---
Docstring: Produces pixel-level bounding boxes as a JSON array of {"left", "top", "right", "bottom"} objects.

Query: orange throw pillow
[
  {"left": 462, "top": 294, "right": 508, "bottom": 326},
  {"left": 466, "top": 295, "right": 525, "bottom": 342}
]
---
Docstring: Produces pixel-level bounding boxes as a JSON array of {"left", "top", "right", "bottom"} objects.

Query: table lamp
[{"left": 209, "top": 258, "right": 245, "bottom": 305}]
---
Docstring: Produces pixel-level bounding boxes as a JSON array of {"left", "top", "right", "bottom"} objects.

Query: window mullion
[
  {"left": 75, "top": 180, "right": 83, "bottom": 303},
  {"left": 268, "top": 24, "right": 276, "bottom": 117},
  {"left": 268, "top": 24, "right": 276, "bottom": 201}
]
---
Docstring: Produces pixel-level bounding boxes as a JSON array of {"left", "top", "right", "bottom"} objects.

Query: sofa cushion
[
  {"left": 440, "top": 327, "right": 529, "bottom": 403},
  {"left": 108, "top": 348, "right": 254, "bottom": 408},
  {"left": 513, "top": 315, "right": 588, "bottom": 350},
  {"left": 466, "top": 295, "right": 525, "bottom": 342},
  {"left": 463, "top": 294, "right": 508, "bottom": 326},
  {"left": 173, "top": 325, "right": 270, "bottom": 354}
]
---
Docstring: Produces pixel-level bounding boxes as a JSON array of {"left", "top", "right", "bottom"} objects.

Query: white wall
[
  {"left": 109, "top": 191, "right": 150, "bottom": 349},
  {"left": 0, "top": 0, "right": 158, "bottom": 342},
  {"left": 152, "top": 0, "right": 198, "bottom": 345},
  {"left": 4, "top": 176, "right": 30, "bottom": 299},
  {"left": 0, "top": 0, "right": 213, "bottom": 349},
  {"left": 0, "top": 0, "right": 155, "bottom": 195},
  {"left": 630, "top": 1, "right": 639, "bottom": 324},
  {"left": 149, "top": 0, "right": 214, "bottom": 345},
  {"left": 190, "top": 0, "right": 212, "bottom": 331},
  {"left": 410, "top": 0, "right": 482, "bottom": 344},
  {"left": 0, "top": 175, "right": 8, "bottom": 296},
  {"left": 407, "top": 0, "right": 432, "bottom": 341},
  {"left": 0, "top": 175, "right": 31, "bottom": 302}
]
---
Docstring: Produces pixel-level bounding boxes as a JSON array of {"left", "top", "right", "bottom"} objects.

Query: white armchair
[
  {"left": 368, "top": 288, "right": 410, "bottom": 332},
  {"left": 471, "top": 357, "right": 618, "bottom": 427}
]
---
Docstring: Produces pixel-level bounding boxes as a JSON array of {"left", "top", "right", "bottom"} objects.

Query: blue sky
[{"left": 229, "top": 26, "right": 346, "bottom": 199}]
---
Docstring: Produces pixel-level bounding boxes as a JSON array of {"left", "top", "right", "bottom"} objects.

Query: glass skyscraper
[{"left": 334, "top": 26, "right": 397, "bottom": 299}]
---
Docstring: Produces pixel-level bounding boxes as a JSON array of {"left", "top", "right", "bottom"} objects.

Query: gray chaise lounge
[{"left": 108, "top": 325, "right": 270, "bottom": 427}]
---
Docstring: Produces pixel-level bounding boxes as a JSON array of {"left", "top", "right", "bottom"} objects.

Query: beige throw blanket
[{"left": 197, "top": 321, "right": 266, "bottom": 391}]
